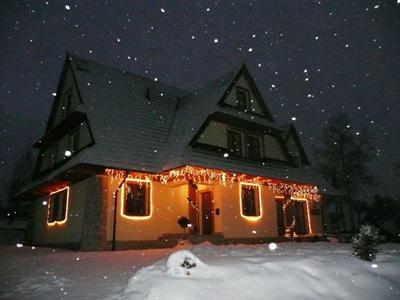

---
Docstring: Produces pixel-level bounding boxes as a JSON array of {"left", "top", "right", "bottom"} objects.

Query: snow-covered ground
[{"left": 1, "top": 242, "right": 399, "bottom": 300}]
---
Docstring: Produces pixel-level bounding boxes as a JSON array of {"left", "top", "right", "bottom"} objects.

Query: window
[
  {"left": 123, "top": 181, "right": 151, "bottom": 217},
  {"left": 237, "top": 89, "right": 248, "bottom": 111},
  {"left": 69, "top": 129, "right": 80, "bottom": 154},
  {"left": 247, "top": 134, "right": 263, "bottom": 159},
  {"left": 227, "top": 128, "right": 264, "bottom": 160},
  {"left": 47, "top": 187, "right": 69, "bottom": 225},
  {"left": 240, "top": 184, "right": 261, "bottom": 217},
  {"left": 227, "top": 129, "right": 244, "bottom": 156}
]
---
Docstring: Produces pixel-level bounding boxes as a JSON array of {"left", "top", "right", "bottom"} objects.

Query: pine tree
[
  {"left": 352, "top": 225, "right": 380, "bottom": 261},
  {"left": 315, "top": 113, "right": 374, "bottom": 231}
]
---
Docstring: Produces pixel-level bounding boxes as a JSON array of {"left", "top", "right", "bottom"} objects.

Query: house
[{"left": 16, "top": 55, "right": 324, "bottom": 250}]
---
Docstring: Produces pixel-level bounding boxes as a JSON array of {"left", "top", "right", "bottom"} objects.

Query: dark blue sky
[{"left": 1, "top": 0, "right": 399, "bottom": 205}]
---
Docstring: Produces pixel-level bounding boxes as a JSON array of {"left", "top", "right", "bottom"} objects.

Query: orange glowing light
[
  {"left": 239, "top": 182, "right": 263, "bottom": 222},
  {"left": 47, "top": 186, "right": 69, "bottom": 226},
  {"left": 120, "top": 178, "right": 153, "bottom": 220},
  {"left": 105, "top": 165, "right": 320, "bottom": 201}
]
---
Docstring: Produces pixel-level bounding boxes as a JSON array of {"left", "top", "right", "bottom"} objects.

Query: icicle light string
[{"left": 104, "top": 166, "right": 320, "bottom": 201}]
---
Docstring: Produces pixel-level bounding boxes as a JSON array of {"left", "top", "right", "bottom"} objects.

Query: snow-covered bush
[
  {"left": 352, "top": 225, "right": 380, "bottom": 261},
  {"left": 166, "top": 250, "right": 207, "bottom": 277}
]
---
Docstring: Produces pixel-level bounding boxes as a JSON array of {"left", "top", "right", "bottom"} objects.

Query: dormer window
[
  {"left": 68, "top": 129, "right": 80, "bottom": 154},
  {"left": 227, "top": 129, "right": 244, "bottom": 156},
  {"left": 247, "top": 134, "right": 263, "bottom": 160},
  {"left": 236, "top": 87, "right": 250, "bottom": 111},
  {"left": 227, "top": 127, "right": 264, "bottom": 160}
]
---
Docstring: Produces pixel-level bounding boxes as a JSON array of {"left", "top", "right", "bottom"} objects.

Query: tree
[
  {"left": 352, "top": 224, "right": 380, "bottom": 261},
  {"left": 316, "top": 113, "right": 374, "bottom": 231}
]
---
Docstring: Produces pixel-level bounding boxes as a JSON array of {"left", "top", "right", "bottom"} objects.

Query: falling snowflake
[
  {"left": 214, "top": 38, "right": 219, "bottom": 43},
  {"left": 160, "top": 8, "right": 166, "bottom": 13},
  {"left": 65, "top": 5, "right": 71, "bottom": 10},
  {"left": 291, "top": 117, "right": 297, "bottom": 121},
  {"left": 248, "top": 48, "right": 253, "bottom": 52}
]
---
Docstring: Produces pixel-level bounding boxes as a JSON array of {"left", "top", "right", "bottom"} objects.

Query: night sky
[{"left": 1, "top": 0, "right": 399, "bottom": 206}]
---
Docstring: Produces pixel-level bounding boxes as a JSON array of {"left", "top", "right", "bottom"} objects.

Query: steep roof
[
  {"left": 68, "top": 55, "right": 189, "bottom": 172},
  {"left": 19, "top": 55, "right": 324, "bottom": 198}
]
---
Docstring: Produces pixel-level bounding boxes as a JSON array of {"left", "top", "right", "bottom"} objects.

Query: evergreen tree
[
  {"left": 352, "top": 225, "right": 380, "bottom": 261},
  {"left": 316, "top": 113, "right": 374, "bottom": 231}
]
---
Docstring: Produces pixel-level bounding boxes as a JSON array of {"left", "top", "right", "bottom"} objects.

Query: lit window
[
  {"left": 241, "top": 184, "right": 261, "bottom": 217},
  {"left": 48, "top": 187, "right": 69, "bottom": 225},
  {"left": 124, "top": 181, "right": 151, "bottom": 216},
  {"left": 227, "top": 129, "right": 244, "bottom": 156}
]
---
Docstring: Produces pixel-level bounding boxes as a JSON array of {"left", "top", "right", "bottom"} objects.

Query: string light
[
  {"left": 120, "top": 178, "right": 153, "bottom": 220},
  {"left": 47, "top": 186, "right": 69, "bottom": 226},
  {"left": 104, "top": 165, "right": 320, "bottom": 201}
]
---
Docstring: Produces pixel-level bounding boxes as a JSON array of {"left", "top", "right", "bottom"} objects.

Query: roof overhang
[{"left": 14, "top": 163, "right": 105, "bottom": 201}]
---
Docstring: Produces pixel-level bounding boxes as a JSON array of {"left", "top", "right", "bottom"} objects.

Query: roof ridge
[{"left": 68, "top": 54, "right": 190, "bottom": 95}]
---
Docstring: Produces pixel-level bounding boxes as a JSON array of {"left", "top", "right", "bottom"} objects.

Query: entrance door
[
  {"left": 201, "top": 192, "right": 214, "bottom": 235},
  {"left": 294, "top": 201, "right": 307, "bottom": 234},
  {"left": 276, "top": 199, "right": 309, "bottom": 236}
]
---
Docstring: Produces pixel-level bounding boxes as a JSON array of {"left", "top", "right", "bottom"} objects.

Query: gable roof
[
  {"left": 18, "top": 55, "right": 323, "bottom": 198},
  {"left": 281, "top": 123, "right": 310, "bottom": 165}
]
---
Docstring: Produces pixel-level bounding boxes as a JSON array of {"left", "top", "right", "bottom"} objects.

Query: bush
[{"left": 352, "top": 225, "right": 380, "bottom": 261}]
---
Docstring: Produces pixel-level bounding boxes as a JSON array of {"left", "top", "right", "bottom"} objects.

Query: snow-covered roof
[{"left": 18, "top": 55, "right": 327, "bottom": 198}]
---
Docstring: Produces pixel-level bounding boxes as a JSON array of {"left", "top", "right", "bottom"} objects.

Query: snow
[{"left": 1, "top": 243, "right": 399, "bottom": 299}]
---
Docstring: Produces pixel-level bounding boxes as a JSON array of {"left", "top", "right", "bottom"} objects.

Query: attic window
[{"left": 236, "top": 87, "right": 250, "bottom": 111}]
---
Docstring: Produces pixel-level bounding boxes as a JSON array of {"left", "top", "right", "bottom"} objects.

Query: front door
[
  {"left": 201, "top": 192, "right": 214, "bottom": 235},
  {"left": 276, "top": 199, "right": 309, "bottom": 236}
]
